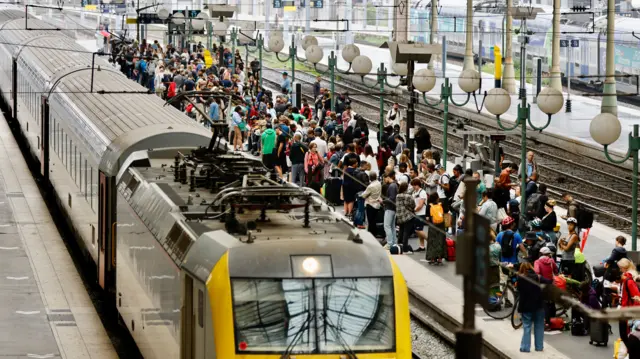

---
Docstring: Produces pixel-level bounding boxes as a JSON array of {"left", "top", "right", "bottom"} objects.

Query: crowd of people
[{"left": 113, "top": 37, "right": 640, "bottom": 358}]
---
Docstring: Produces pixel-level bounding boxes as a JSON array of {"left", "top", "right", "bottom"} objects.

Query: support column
[
  {"left": 550, "top": 0, "right": 562, "bottom": 91},
  {"left": 601, "top": 0, "right": 617, "bottom": 116},
  {"left": 463, "top": 0, "right": 474, "bottom": 70},
  {"left": 428, "top": 0, "right": 438, "bottom": 70},
  {"left": 393, "top": 0, "right": 408, "bottom": 42},
  {"left": 503, "top": 0, "right": 516, "bottom": 93},
  {"left": 305, "top": 0, "right": 310, "bottom": 34},
  {"left": 265, "top": 0, "right": 270, "bottom": 43},
  {"left": 345, "top": 0, "right": 353, "bottom": 44}
]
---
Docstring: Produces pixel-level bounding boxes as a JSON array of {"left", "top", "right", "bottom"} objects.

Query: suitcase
[
  {"left": 324, "top": 177, "right": 342, "bottom": 205},
  {"left": 446, "top": 238, "right": 456, "bottom": 262},
  {"left": 593, "top": 264, "right": 606, "bottom": 278},
  {"left": 571, "top": 317, "right": 588, "bottom": 336},
  {"left": 589, "top": 319, "right": 609, "bottom": 347}
]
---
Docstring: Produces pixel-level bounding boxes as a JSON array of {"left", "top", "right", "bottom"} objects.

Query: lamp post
[
  {"left": 477, "top": 6, "right": 561, "bottom": 231},
  {"left": 590, "top": 118, "right": 635, "bottom": 249},
  {"left": 264, "top": 34, "right": 298, "bottom": 98},
  {"left": 310, "top": 42, "right": 371, "bottom": 114},
  {"left": 417, "top": 70, "right": 476, "bottom": 170},
  {"left": 601, "top": 0, "right": 618, "bottom": 116},
  {"left": 383, "top": 42, "right": 442, "bottom": 163}
]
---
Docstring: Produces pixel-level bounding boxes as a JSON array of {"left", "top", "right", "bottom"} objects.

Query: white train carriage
[{"left": 412, "top": 2, "right": 640, "bottom": 94}]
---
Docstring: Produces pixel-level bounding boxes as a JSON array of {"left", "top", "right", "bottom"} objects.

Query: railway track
[{"left": 260, "top": 62, "right": 635, "bottom": 233}]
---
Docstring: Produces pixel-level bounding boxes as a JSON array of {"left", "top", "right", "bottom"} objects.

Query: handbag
[{"left": 444, "top": 212, "right": 452, "bottom": 228}]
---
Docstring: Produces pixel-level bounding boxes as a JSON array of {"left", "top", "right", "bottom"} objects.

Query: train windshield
[{"left": 231, "top": 277, "right": 395, "bottom": 354}]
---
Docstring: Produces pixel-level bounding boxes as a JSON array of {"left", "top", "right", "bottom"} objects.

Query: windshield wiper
[
  {"left": 280, "top": 312, "right": 315, "bottom": 359},
  {"left": 323, "top": 313, "right": 359, "bottom": 359}
]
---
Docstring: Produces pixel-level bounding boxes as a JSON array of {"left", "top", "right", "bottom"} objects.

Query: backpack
[
  {"left": 147, "top": 61, "right": 156, "bottom": 75},
  {"left": 430, "top": 203, "right": 444, "bottom": 224},
  {"left": 167, "top": 82, "right": 176, "bottom": 98},
  {"left": 443, "top": 174, "right": 459, "bottom": 199},
  {"left": 500, "top": 230, "right": 515, "bottom": 258},
  {"left": 526, "top": 192, "right": 542, "bottom": 216},
  {"left": 508, "top": 199, "right": 520, "bottom": 217},
  {"left": 576, "top": 204, "right": 594, "bottom": 229},
  {"left": 390, "top": 244, "right": 403, "bottom": 255}
]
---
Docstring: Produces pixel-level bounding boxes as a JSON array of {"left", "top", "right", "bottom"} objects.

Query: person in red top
[{"left": 618, "top": 258, "right": 640, "bottom": 307}]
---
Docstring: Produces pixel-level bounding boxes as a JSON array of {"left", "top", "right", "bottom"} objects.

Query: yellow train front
[
  {"left": 177, "top": 191, "right": 411, "bottom": 359},
  {"left": 115, "top": 157, "right": 410, "bottom": 358}
]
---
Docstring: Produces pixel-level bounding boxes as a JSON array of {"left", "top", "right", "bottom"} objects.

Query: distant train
[
  {"left": 0, "top": 5, "right": 412, "bottom": 359},
  {"left": 410, "top": 0, "right": 640, "bottom": 94}
]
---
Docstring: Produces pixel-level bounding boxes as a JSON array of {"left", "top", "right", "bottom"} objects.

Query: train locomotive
[{"left": 0, "top": 6, "right": 411, "bottom": 358}]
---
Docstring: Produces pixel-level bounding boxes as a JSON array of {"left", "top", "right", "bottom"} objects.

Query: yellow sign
[
  {"left": 493, "top": 45, "right": 502, "bottom": 80},
  {"left": 126, "top": 18, "right": 137, "bottom": 24},
  {"left": 84, "top": 4, "right": 97, "bottom": 10},
  {"left": 284, "top": 5, "right": 296, "bottom": 11},
  {"left": 203, "top": 50, "right": 213, "bottom": 68}
]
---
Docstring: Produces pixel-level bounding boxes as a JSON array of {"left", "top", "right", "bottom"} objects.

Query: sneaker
[
  {"left": 415, "top": 247, "right": 426, "bottom": 252},
  {"left": 383, "top": 244, "right": 390, "bottom": 250}
]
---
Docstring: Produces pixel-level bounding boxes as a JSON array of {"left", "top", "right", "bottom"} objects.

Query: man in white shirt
[{"left": 311, "top": 128, "right": 328, "bottom": 159}]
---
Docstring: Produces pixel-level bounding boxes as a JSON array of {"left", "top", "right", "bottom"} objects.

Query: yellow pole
[{"left": 494, "top": 45, "right": 502, "bottom": 88}]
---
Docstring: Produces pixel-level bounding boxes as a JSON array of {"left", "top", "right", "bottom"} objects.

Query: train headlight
[{"left": 291, "top": 255, "right": 333, "bottom": 278}]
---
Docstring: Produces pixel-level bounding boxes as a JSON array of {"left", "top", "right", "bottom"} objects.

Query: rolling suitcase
[
  {"left": 589, "top": 319, "right": 609, "bottom": 347},
  {"left": 446, "top": 238, "right": 456, "bottom": 262},
  {"left": 324, "top": 177, "right": 342, "bottom": 206}
]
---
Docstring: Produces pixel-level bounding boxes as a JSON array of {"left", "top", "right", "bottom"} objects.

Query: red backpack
[{"left": 167, "top": 82, "right": 176, "bottom": 98}]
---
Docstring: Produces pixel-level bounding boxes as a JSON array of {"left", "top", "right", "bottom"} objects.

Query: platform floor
[{"left": 0, "top": 117, "right": 117, "bottom": 359}]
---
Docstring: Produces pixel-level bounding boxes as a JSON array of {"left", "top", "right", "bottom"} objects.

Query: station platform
[{"left": 0, "top": 117, "right": 117, "bottom": 358}]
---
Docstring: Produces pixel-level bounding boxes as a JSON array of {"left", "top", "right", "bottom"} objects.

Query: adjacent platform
[{"left": 0, "top": 116, "right": 117, "bottom": 359}]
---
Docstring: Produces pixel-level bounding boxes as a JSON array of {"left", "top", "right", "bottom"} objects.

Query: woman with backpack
[
  {"left": 396, "top": 182, "right": 416, "bottom": 254},
  {"left": 558, "top": 217, "right": 579, "bottom": 278},
  {"left": 426, "top": 193, "right": 447, "bottom": 264}
]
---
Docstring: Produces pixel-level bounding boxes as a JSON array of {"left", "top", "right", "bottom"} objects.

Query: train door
[
  {"left": 40, "top": 96, "right": 49, "bottom": 182},
  {"left": 98, "top": 171, "right": 116, "bottom": 291},
  {"left": 181, "top": 274, "right": 207, "bottom": 359},
  {"left": 193, "top": 280, "right": 206, "bottom": 359}
]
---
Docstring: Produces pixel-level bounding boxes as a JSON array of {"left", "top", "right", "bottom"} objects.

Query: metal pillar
[
  {"left": 393, "top": 0, "right": 408, "bottom": 42},
  {"left": 442, "top": 36, "right": 447, "bottom": 76},
  {"left": 265, "top": 0, "right": 270, "bottom": 43},
  {"left": 305, "top": 0, "right": 310, "bottom": 33},
  {"left": 406, "top": 60, "right": 416, "bottom": 163},
  {"left": 463, "top": 0, "right": 474, "bottom": 70},
  {"left": 601, "top": 0, "right": 618, "bottom": 116},
  {"left": 604, "top": 125, "right": 640, "bottom": 250},
  {"left": 379, "top": 64, "right": 385, "bottom": 144},
  {"left": 428, "top": 0, "right": 438, "bottom": 70},
  {"left": 503, "top": 0, "right": 515, "bottom": 94},
  {"left": 329, "top": 52, "right": 336, "bottom": 113},
  {"left": 231, "top": 28, "right": 236, "bottom": 74},
  {"left": 258, "top": 35, "right": 264, "bottom": 89},
  {"left": 550, "top": 0, "right": 562, "bottom": 91}
]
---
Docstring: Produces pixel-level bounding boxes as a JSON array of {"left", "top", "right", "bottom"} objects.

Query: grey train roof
[{"left": 0, "top": 9, "right": 212, "bottom": 176}]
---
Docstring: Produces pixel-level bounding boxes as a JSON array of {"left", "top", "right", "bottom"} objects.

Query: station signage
[{"left": 300, "top": 0, "right": 324, "bottom": 7}]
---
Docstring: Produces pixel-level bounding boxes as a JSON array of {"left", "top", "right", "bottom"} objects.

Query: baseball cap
[{"left": 540, "top": 247, "right": 552, "bottom": 255}]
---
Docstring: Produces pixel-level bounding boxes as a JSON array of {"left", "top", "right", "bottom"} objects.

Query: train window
[
  {"left": 165, "top": 223, "right": 182, "bottom": 247},
  {"left": 126, "top": 176, "right": 140, "bottom": 196},
  {"left": 231, "top": 277, "right": 395, "bottom": 354}
]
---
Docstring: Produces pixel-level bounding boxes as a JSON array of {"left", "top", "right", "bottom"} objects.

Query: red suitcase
[{"left": 446, "top": 238, "right": 456, "bottom": 262}]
